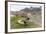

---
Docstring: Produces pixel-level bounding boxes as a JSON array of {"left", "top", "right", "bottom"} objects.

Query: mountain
[
  {"left": 10, "top": 7, "right": 41, "bottom": 16},
  {"left": 21, "top": 7, "right": 41, "bottom": 12}
]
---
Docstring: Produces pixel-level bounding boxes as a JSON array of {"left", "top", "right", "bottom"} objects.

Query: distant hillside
[{"left": 10, "top": 7, "right": 41, "bottom": 16}]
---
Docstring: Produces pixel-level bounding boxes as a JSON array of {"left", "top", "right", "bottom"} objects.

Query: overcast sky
[{"left": 10, "top": 4, "right": 41, "bottom": 11}]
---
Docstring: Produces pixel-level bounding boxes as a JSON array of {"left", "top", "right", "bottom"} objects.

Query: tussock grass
[{"left": 10, "top": 16, "right": 41, "bottom": 29}]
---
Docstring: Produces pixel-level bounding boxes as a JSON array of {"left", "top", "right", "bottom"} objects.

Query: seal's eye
[{"left": 26, "top": 18, "right": 30, "bottom": 20}]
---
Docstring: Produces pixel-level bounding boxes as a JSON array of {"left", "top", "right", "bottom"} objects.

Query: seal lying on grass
[{"left": 18, "top": 18, "right": 31, "bottom": 25}]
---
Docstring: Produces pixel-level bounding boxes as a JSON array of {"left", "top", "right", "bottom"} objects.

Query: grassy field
[{"left": 10, "top": 16, "right": 41, "bottom": 29}]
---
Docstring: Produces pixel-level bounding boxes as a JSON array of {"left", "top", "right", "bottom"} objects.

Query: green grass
[{"left": 10, "top": 16, "right": 40, "bottom": 29}]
